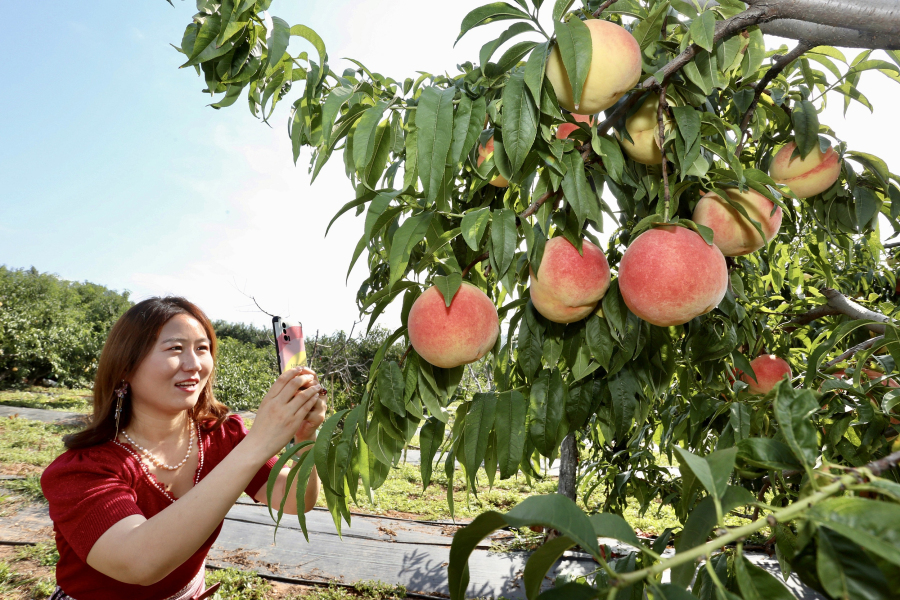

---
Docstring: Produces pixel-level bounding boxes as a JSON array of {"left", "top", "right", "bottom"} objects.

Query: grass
[
  {"left": 0, "top": 554, "right": 56, "bottom": 600},
  {"left": 207, "top": 567, "right": 273, "bottom": 600},
  {"left": 0, "top": 387, "right": 93, "bottom": 414}
]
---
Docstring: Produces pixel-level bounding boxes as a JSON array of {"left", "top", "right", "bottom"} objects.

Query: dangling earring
[{"left": 113, "top": 381, "right": 128, "bottom": 439}]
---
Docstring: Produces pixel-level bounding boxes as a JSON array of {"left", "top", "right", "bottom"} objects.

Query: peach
[
  {"left": 408, "top": 282, "right": 499, "bottom": 369},
  {"left": 556, "top": 113, "right": 595, "bottom": 140},
  {"left": 545, "top": 19, "right": 642, "bottom": 114},
  {"left": 476, "top": 136, "right": 509, "bottom": 188},
  {"left": 740, "top": 355, "right": 792, "bottom": 394},
  {"left": 529, "top": 237, "right": 611, "bottom": 323},
  {"left": 618, "top": 226, "right": 728, "bottom": 327},
  {"left": 616, "top": 95, "right": 670, "bottom": 165},
  {"left": 692, "top": 187, "right": 783, "bottom": 256},
  {"left": 769, "top": 141, "right": 841, "bottom": 199}
]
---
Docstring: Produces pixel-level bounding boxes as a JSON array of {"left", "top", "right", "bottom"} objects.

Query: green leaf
[
  {"left": 464, "top": 392, "right": 499, "bottom": 488},
  {"left": 552, "top": 0, "right": 576, "bottom": 22},
  {"left": 496, "top": 390, "right": 527, "bottom": 479},
  {"left": 448, "top": 511, "right": 509, "bottom": 600},
  {"left": 490, "top": 208, "right": 518, "bottom": 279},
  {"left": 290, "top": 24, "right": 327, "bottom": 85},
  {"left": 388, "top": 212, "right": 434, "bottom": 288},
  {"left": 672, "top": 105, "right": 701, "bottom": 150},
  {"left": 288, "top": 449, "right": 318, "bottom": 541},
  {"left": 591, "top": 135, "right": 624, "bottom": 183},
  {"left": 631, "top": 1, "right": 670, "bottom": 50},
  {"left": 528, "top": 368, "right": 567, "bottom": 457},
  {"left": 772, "top": 380, "right": 819, "bottom": 470},
  {"left": 314, "top": 409, "right": 350, "bottom": 496},
  {"left": 589, "top": 513, "right": 641, "bottom": 547},
  {"left": 608, "top": 368, "right": 638, "bottom": 436},
  {"left": 265, "top": 440, "right": 314, "bottom": 527},
  {"left": 690, "top": 10, "right": 716, "bottom": 53},
  {"left": 450, "top": 96, "right": 487, "bottom": 167},
  {"left": 456, "top": 2, "right": 532, "bottom": 45},
  {"left": 496, "top": 40, "right": 539, "bottom": 73},
  {"left": 267, "top": 16, "right": 291, "bottom": 71},
  {"left": 854, "top": 187, "right": 879, "bottom": 230},
  {"left": 585, "top": 315, "right": 613, "bottom": 369},
  {"left": 792, "top": 100, "right": 820, "bottom": 159},
  {"left": 552, "top": 18, "right": 592, "bottom": 109},
  {"left": 505, "top": 495, "right": 600, "bottom": 556},
  {"left": 808, "top": 497, "right": 900, "bottom": 568},
  {"left": 816, "top": 527, "right": 893, "bottom": 600},
  {"left": 524, "top": 536, "right": 576, "bottom": 600},
  {"left": 502, "top": 71, "right": 539, "bottom": 175},
  {"left": 735, "top": 555, "right": 795, "bottom": 600},
  {"left": 434, "top": 273, "right": 463, "bottom": 308},
  {"left": 524, "top": 41, "right": 549, "bottom": 105},
  {"left": 416, "top": 87, "right": 456, "bottom": 205},
  {"left": 673, "top": 446, "right": 736, "bottom": 501},
  {"left": 461, "top": 207, "right": 492, "bottom": 251},
  {"left": 353, "top": 101, "right": 389, "bottom": 172},
  {"left": 480, "top": 22, "right": 536, "bottom": 68},
  {"left": 377, "top": 361, "right": 406, "bottom": 416},
  {"left": 736, "top": 438, "right": 802, "bottom": 471},
  {"left": 419, "top": 416, "right": 445, "bottom": 488},
  {"left": 561, "top": 151, "right": 596, "bottom": 228}
]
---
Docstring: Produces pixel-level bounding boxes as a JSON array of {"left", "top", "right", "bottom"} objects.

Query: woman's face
[{"left": 128, "top": 313, "right": 214, "bottom": 419}]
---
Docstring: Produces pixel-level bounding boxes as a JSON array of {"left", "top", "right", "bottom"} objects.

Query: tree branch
[
  {"left": 461, "top": 253, "right": 490, "bottom": 278},
  {"left": 519, "top": 189, "right": 562, "bottom": 220},
  {"left": 824, "top": 335, "right": 884, "bottom": 368},
  {"left": 746, "top": 0, "right": 900, "bottom": 38},
  {"left": 736, "top": 40, "right": 815, "bottom": 155},
  {"left": 787, "top": 288, "right": 891, "bottom": 333},
  {"left": 592, "top": 0, "right": 619, "bottom": 18}
]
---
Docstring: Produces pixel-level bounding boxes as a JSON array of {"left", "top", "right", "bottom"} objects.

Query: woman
[{"left": 41, "top": 297, "right": 326, "bottom": 599}]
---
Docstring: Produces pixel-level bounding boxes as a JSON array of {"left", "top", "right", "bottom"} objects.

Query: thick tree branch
[
  {"left": 745, "top": 0, "right": 900, "bottom": 38},
  {"left": 736, "top": 40, "right": 815, "bottom": 155},
  {"left": 787, "top": 288, "right": 891, "bottom": 333},
  {"left": 758, "top": 19, "right": 900, "bottom": 50}
]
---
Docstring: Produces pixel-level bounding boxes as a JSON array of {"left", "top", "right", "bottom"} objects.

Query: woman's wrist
[{"left": 294, "top": 422, "right": 318, "bottom": 443}]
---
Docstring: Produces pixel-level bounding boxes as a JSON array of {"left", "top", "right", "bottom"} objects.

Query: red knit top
[{"left": 41, "top": 414, "right": 278, "bottom": 600}]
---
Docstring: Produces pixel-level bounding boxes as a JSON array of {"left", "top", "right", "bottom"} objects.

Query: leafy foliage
[{"left": 171, "top": 0, "right": 900, "bottom": 597}]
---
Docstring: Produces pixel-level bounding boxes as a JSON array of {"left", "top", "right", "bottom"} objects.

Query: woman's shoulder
[{"left": 41, "top": 442, "right": 133, "bottom": 488}]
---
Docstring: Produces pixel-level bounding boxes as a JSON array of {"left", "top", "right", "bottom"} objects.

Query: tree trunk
[{"left": 558, "top": 433, "right": 578, "bottom": 501}]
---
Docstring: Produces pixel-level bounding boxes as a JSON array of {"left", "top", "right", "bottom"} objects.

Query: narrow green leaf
[
  {"left": 389, "top": 212, "right": 435, "bottom": 288},
  {"left": 792, "top": 100, "right": 820, "bottom": 159},
  {"left": 735, "top": 554, "right": 795, "bottom": 600},
  {"left": 524, "top": 536, "right": 575, "bottom": 600},
  {"left": 736, "top": 438, "right": 801, "bottom": 471},
  {"left": 456, "top": 2, "right": 532, "bottom": 45},
  {"left": 461, "top": 207, "right": 492, "bottom": 251},
  {"left": 501, "top": 71, "right": 539, "bottom": 175},
  {"left": 448, "top": 512, "right": 508, "bottom": 600},
  {"left": 419, "top": 416, "right": 445, "bottom": 488},
  {"left": 528, "top": 368, "right": 566, "bottom": 457},
  {"left": 496, "top": 390, "right": 526, "bottom": 479},
  {"left": 808, "top": 497, "right": 900, "bottom": 568},
  {"left": 590, "top": 513, "right": 641, "bottom": 547},
  {"left": 416, "top": 87, "right": 456, "bottom": 204},
  {"left": 772, "top": 380, "right": 819, "bottom": 470},
  {"left": 524, "top": 41, "right": 549, "bottom": 105},
  {"left": 480, "top": 22, "right": 536, "bottom": 68},
  {"left": 377, "top": 361, "right": 406, "bottom": 416},
  {"left": 464, "top": 392, "right": 499, "bottom": 488},
  {"left": 552, "top": 19, "right": 592, "bottom": 109},
  {"left": 353, "top": 101, "right": 389, "bottom": 172},
  {"left": 267, "top": 16, "right": 291, "bottom": 70},
  {"left": 490, "top": 208, "right": 517, "bottom": 278},
  {"left": 290, "top": 24, "right": 327, "bottom": 85}
]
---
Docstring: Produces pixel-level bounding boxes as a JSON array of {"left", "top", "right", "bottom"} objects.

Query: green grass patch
[
  {"left": 207, "top": 567, "right": 273, "bottom": 600},
  {"left": 15, "top": 543, "right": 59, "bottom": 568},
  {"left": 0, "top": 559, "right": 56, "bottom": 599},
  {"left": 0, "top": 418, "right": 76, "bottom": 471},
  {"left": 0, "top": 387, "right": 93, "bottom": 413}
]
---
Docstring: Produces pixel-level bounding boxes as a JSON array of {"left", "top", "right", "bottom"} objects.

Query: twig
[
  {"left": 592, "top": 0, "right": 619, "bottom": 17},
  {"left": 461, "top": 253, "right": 490, "bottom": 278},
  {"left": 736, "top": 40, "right": 814, "bottom": 155},
  {"left": 398, "top": 344, "right": 412, "bottom": 368},
  {"left": 519, "top": 189, "right": 562, "bottom": 220},
  {"left": 597, "top": 4, "right": 771, "bottom": 137},
  {"left": 823, "top": 335, "right": 884, "bottom": 368},
  {"left": 658, "top": 84, "right": 670, "bottom": 219}
]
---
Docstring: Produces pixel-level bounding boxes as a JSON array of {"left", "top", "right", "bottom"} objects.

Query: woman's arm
[{"left": 84, "top": 367, "right": 322, "bottom": 586}]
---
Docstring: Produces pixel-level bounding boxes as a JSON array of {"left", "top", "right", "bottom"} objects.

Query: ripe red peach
[
  {"left": 769, "top": 141, "right": 841, "bottom": 199},
  {"left": 476, "top": 136, "right": 509, "bottom": 188},
  {"left": 740, "top": 355, "right": 792, "bottom": 394},
  {"left": 616, "top": 96, "right": 670, "bottom": 165},
  {"left": 529, "top": 237, "right": 611, "bottom": 323},
  {"left": 617, "top": 226, "right": 728, "bottom": 327},
  {"left": 556, "top": 113, "right": 596, "bottom": 140},
  {"left": 692, "top": 187, "right": 783, "bottom": 256},
  {"left": 545, "top": 19, "right": 642, "bottom": 114},
  {"left": 408, "top": 282, "right": 500, "bottom": 369}
]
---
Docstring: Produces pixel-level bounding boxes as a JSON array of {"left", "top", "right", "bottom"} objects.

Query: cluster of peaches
[{"left": 407, "top": 19, "right": 841, "bottom": 392}]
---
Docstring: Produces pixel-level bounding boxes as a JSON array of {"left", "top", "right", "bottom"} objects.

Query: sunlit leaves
[
  {"left": 416, "top": 87, "right": 456, "bottom": 205},
  {"left": 456, "top": 2, "right": 532, "bottom": 45},
  {"left": 552, "top": 19, "right": 591, "bottom": 109}
]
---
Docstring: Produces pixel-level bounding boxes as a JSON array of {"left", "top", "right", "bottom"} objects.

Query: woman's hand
[
  {"left": 295, "top": 390, "right": 328, "bottom": 441},
  {"left": 245, "top": 366, "right": 323, "bottom": 459}
]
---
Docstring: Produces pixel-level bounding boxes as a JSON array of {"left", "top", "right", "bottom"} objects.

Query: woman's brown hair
[{"left": 64, "top": 297, "right": 229, "bottom": 449}]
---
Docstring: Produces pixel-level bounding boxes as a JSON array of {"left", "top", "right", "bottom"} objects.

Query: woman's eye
[{"left": 169, "top": 346, "right": 182, "bottom": 351}]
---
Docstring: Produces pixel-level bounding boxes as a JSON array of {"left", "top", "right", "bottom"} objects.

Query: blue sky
[{"left": 1, "top": 1, "right": 898, "bottom": 335}]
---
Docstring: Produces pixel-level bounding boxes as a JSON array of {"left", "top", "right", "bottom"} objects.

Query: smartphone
[{"left": 272, "top": 317, "right": 307, "bottom": 373}]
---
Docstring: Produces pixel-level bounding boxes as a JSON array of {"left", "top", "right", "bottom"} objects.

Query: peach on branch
[
  {"left": 618, "top": 226, "right": 728, "bottom": 327},
  {"left": 740, "top": 354, "right": 792, "bottom": 394},
  {"left": 408, "top": 282, "right": 499, "bottom": 369},
  {"left": 769, "top": 141, "right": 841, "bottom": 199},
  {"left": 476, "top": 136, "right": 509, "bottom": 188},
  {"left": 556, "top": 113, "right": 595, "bottom": 140},
  {"left": 616, "top": 95, "right": 670, "bottom": 165},
  {"left": 545, "top": 19, "right": 641, "bottom": 114},
  {"left": 692, "top": 187, "right": 783, "bottom": 256},
  {"left": 529, "top": 237, "right": 611, "bottom": 323}
]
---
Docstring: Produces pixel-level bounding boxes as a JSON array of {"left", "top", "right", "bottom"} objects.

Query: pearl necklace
[
  {"left": 122, "top": 421, "right": 195, "bottom": 470},
  {"left": 113, "top": 422, "right": 204, "bottom": 503}
]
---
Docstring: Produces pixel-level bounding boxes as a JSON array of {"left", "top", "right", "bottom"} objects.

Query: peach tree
[{"left": 172, "top": 0, "right": 900, "bottom": 597}]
